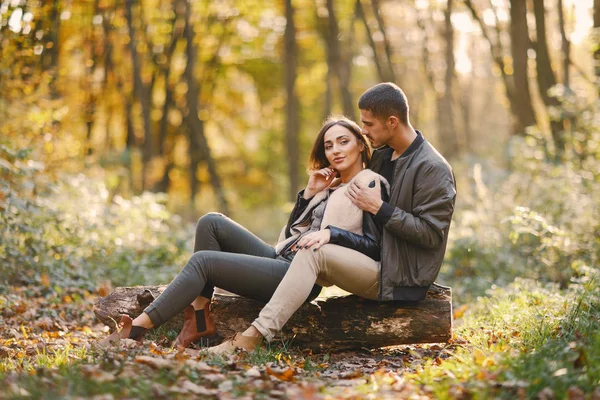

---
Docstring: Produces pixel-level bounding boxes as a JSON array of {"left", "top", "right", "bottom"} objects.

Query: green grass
[{"left": 406, "top": 278, "right": 600, "bottom": 399}]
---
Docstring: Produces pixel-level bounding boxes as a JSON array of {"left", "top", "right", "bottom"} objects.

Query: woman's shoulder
[{"left": 351, "top": 169, "right": 390, "bottom": 192}]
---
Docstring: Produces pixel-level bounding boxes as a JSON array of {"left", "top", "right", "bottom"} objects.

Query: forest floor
[
  {"left": 1, "top": 283, "right": 599, "bottom": 399},
  {"left": 0, "top": 285, "right": 456, "bottom": 399}
]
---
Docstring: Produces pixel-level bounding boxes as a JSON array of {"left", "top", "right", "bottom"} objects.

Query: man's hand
[{"left": 346, "top": 180, "right": 383, "bottom": 214}]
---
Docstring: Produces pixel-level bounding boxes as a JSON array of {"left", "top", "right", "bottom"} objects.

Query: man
[
  {"left": 347, "top": 82, "right": 456, "bottom": 301},
  {"left": 205, "top": 83, "right": 456, "bottom": 354}
]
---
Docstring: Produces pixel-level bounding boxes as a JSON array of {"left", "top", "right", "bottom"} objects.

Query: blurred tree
[
  {"left": 509, "top": 0, "right": 537, "bottom": 134},
  {"left": 317, "top": 0, "right": 356, "bottom": 121},
  {"left": 557, "top": 0, "right": 571, "bottom": 91},
  {"left": 532, "top": 0, "right": 565, "bottom": 156},
  {"left": 124, "top": 0, "right": 154, "bottom": 191},
  {"left": 153, "top": 0, "right": 183, "bottom": 194},
  {"left": 356, "top": 0, "right": 386, "bottom": 82},
  {"left": 595, "top": 0, "right": 600, "bottom": 91},
  {"left": 183, "top": 0, "right": 229, "bottom": 213},
  {"left": 284, "top": 0, "right": 300, "bottom": 201},
  {"left": 369, "top": 0, "right": 396, "bottom": 83},
  {"left": 416, "top": 1, "right": 459, "bottom": 159}
]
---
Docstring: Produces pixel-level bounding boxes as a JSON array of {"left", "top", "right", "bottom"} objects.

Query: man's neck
[{"left": 389, "top": 125, "right": 418, "bottom": 160}]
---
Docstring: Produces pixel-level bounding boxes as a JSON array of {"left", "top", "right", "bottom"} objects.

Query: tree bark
[
  {"left": 532, "top": 0, "right": 564, "bottom": 156},
  {"left": 318, "top": 0, "right": 356, "bottom": 121},
  {"left": 94, "top": 286, "right": 453, "bottom": 351},
  {"left": 510, "top": 0, "right": 537, "bottom": 134},
  {"left": 356, "top": 0, "right": 385, "bottom": 82},
  {"left": 183, "top": 0, "right": 229, "bottom": 214},
  {"left": 557, "top": 0, "right": 571, "bottom": 90},
  {"left": 154, "top": 1, "right": 183, "bottom": 194},
  {"left": 370, "top": 0, "right": 396, "bottom": 82},
  {"left": 594, "top": 0, "right": 600, "bottom": 93},
  {"left": 441, "top": 0, "right": 459, "bottom": 158},
  {"left": 125, "top": 0, "right": 153, "bottom": 191},
  {"left": 464, "top": 0, "right": 521, "bottom": 135},
  {"left": 416, "top": 4, "right": 458, "bottom": 158},
  {"left": 284, "top": 0, "right": 300, "bottom": 201}
]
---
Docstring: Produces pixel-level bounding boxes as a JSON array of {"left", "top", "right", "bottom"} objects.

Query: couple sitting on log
[{"left": 99, "top": 82, "right": 457, "bottom": 353}]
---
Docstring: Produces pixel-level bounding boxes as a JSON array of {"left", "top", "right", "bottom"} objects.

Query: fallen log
[{"left": 93, "top": 285, "right": 452, "bottom": 351}]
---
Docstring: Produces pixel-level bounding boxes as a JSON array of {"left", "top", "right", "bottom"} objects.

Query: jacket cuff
[
  {"left": 324, "top": 225, "right": 340, "bottom": 243},
  {"left": 375, "top": 201, "right": 394, "bottom": 224},
  {"left": 297, "top": 190, "right": 312, "bottom": 205}
]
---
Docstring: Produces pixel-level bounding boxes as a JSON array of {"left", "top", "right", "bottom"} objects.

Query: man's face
[{"left": 360, "top": 109, "right": 391, "bottom": 149}]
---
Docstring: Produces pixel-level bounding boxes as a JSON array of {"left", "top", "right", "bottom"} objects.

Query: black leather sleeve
[
  {"left": 285, "top": 190, "right": 312, "bottom": 238},
  {"left": 326, "top": 225, "right": 381, "bottom": 261}
]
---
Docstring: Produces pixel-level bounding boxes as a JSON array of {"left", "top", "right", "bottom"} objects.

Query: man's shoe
[
  {"left": 204, "top": 333, "right": 262, "bottom": 355},
  {"left": 174, "top": 303, "right": 217, "bottom": 349}
]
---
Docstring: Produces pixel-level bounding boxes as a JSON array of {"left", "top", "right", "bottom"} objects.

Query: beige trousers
[{"left": 252, "top": 244, "right": 380, "bottom": 341}]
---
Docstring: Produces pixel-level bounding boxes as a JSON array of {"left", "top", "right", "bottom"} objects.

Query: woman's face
[{"left": 323, "top": 125, "right": 364, "bottom": 172}]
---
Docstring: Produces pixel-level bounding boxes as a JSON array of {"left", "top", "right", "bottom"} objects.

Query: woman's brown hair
[{"left": 308, "top": 116, "right": 371, "bottom": 171}]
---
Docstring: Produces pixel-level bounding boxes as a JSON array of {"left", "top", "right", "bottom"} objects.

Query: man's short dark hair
[{"left": 358, "top": 82, "right": 409, "bottom": 125}]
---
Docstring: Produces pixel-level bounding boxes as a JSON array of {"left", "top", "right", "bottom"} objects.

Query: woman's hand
[
  {"left": 303, "top": 167, "right": 338, "bottom": 199},
  {"left": 293, "top": 229, "right": 331, "bottom": 251}
]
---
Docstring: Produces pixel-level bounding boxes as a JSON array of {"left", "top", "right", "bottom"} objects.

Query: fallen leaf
[
  {"left": 180, "top": 380, "right": 218, "bottom": 396},
  {"left": 41, "top": 274, "right": 50, "bottom": 288},
  {"left": 567, "top": 385, "right": 585, "bottom": 400},
  {"left": 185, "top": 360, "right": 215, "bottom": 372},
  {"left": 339, "top": 370, "right": 362, "bottom": 379},
  {"left": 218, "top": 380, "right": 233, "bottom": 392},
  {"left": 245, "top": 367, "right": 261, "bottom": 378},
  {"left": 537, "top": 387, "right": 554, "bottom": 400},
  {"left": 266, "top": 366, "right": 295, "bottom": 382},
  {"left": 135, "top": 355, "right": 175, "bottom": 369}
]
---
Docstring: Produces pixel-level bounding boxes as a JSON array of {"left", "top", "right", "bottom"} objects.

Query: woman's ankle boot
[{"left": 175, "top": 303, "right": 216, "bottom": 348}]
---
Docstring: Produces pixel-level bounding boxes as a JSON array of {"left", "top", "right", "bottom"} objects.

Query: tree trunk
[
  {"left": 356, "top": 0, "right": 385, "bottom": 82},
  {"left": 319, "top": 0, "right": 356, "bottom": 121},
  {"left": 370, "top": 0, "right": 396, "bottom": 82},
  {"left": 460, "top": 34, "right": 474, "bottom": 153},
  {"left": 101, "top": 3, "right": 114, "bottom": 153},
  {"left": 557, "top": 0, "right": 571, "bottom": 90},
  {"left": 184, "top": 0, "right": 229, "bottom": 213},
  {"left": 594, "top": 0, "right": 600, "bottom": 93},
  {"left": 532, "top": 0, "right": 564, "bottom": 156},
  {"left": 284, "top": 0, "right": 300, "bottom": 201},
  {"left": 94, "top": 286, "right": 453, "bottom": 352},
  {"left": 510, "top": 0, "right": 537, "bottom": 134},
  {"left": 464, "top": 0, "right": 522, "bottom": 135},
  {"left": 440, "top": 0, "right": 459, "bottom": 158},
  {"left": 125, "top": 0, "right": 153, "bottom": 191},
  {"left": 154, "top": 1, "right": 183, "bottom": 194}
]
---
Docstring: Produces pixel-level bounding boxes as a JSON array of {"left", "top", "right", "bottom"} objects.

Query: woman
[{"left": 100, "top": 117, "right": 387, "bottom": 349}]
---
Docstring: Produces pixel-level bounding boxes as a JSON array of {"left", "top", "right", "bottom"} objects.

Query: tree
[
  {"left": 183, "top": 0, "right": 229, "bottom": 213},
  {"left": 416, "top": 1, "right": 459, "bottom": 158},
  {"left": 284, "top": 0, "right": 300, "bottom": 201},
  {"left": 509, "top": 0, "right": 537, "bottom": 133},
  {"left": 124, "top": 0, "right": 154, "bottom": 191},
  {"left": 317, "top": 0, "right": 356, "bottom": 121},
  {"left": 532, "top": 0, "right": 565, "bottom": 156},
  {"left": 594, "top": 0, "right": 600, "bottom": 93}
]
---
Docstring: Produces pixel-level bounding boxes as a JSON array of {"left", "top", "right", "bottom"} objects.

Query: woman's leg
[
  {"left": 169, "top": 213, "right": 280, "bottom": 346},
  {"left": 204, "top": 244, "right": 378, "bottom": 353},
  {"left": 143, "top": 250, "right": 295, "bottom": 329},
  {"left": 192, "top": 212, "right": 278, "bottom": 299},
  {"left": 250, "top": 244, "right": 379, "bottom": 342}
]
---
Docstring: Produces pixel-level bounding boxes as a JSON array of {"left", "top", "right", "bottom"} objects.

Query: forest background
[{"left": 1, "top": 0, "right": 599, "bottom": 398}]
